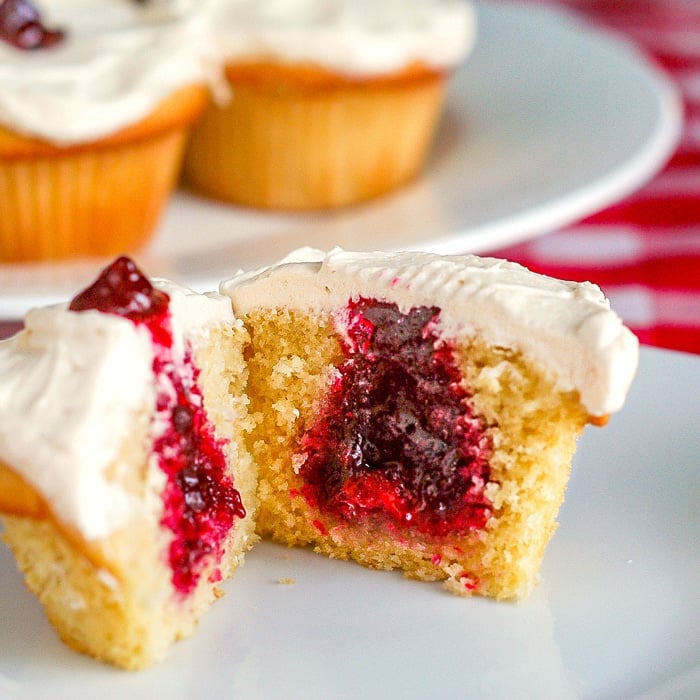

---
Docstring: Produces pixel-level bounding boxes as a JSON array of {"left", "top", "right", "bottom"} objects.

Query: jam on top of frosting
[
  {"left": 70, "top": 256, "right": 245, "bottom": 595},
  {"left": 0, "top": 0, "right": 64, "bottom": 50},
  {"left": 70, "top": 256, "right": 169, "bottom": 321},
  {"left": 298, "top": 297, "right": 495, "bottom": 538}
]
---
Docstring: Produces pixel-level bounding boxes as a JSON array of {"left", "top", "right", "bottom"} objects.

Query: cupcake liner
[
  {"left": 0, "top": 130, "right": 186, "bottom": 263},
  {"left": 183, "top": 71, "right": 446, "bottom": 211}
]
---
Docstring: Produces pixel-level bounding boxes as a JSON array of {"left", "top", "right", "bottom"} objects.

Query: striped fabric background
[{"left": 490, "top": 0, "right": 700, "bottom": 354}]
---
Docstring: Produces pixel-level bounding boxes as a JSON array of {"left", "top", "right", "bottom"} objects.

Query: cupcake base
[
  {"left": 0, "top": 85, "right": 208, "bottom": 263},
  {"left": 183, "top": 62, "right": 447, "bottom": 211}
]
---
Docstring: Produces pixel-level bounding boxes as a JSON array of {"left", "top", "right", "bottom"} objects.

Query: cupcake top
[
  {"left": 209, "top": 0, "right": 477, "bottom": 77},
  {"left": 0, "top": 270, "right": 235, "bottom": 540},
  {"left": 0, "top": 0, "right": 217, "bottom": 144},
  {"left": 221, "top": 247, "right": 639, "bottom": 417}
]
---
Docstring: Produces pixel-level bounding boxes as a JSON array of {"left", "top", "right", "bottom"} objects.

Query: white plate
[
  {"left": 1, "top": 345, "right": 698, "bottom": 699},
  {"left": 0, "top": 0, "right": 682, "bottom": 320}
]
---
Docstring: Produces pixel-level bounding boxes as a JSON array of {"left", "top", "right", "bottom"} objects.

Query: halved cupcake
[
  {"left": 221, "top": 248, "right": 639, "bottom": 600},
  {"left": 0, "top": 257, "right": 258, "bottom": 669}
]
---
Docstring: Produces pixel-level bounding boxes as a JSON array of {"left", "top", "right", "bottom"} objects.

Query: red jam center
[
  {"left": 0, "top": 0, "right": 64, "bottom": 50},
  {"left": 71, "top": 257, "right": 245, "bottom": 595},
  {"left": 298, "top": 298, "right": 494, "bottom": 537}
]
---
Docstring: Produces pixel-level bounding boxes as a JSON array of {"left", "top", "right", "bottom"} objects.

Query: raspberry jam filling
[
  {"left": 71, "top": 257, "right": 245, "bottom": 595},
  {"left": 298, "top": 298, "right": 494, "bottom": 537},
  {"left": 0, "top": 0, "right": 64, "bottom": 50}
]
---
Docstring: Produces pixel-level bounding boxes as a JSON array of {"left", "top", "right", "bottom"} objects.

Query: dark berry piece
[
  {"left": 172, "top": 405, "right": 194, "bottom": 435},
  {"left": 69, "top": 256, "right": 169, "bottom": 323},
  {"left": 0, "top": 0, "right": 64, "bottom": 50}
]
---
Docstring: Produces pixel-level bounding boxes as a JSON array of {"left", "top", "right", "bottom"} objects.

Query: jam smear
[
  {"left": 70, "top": 257, "right": 245, "bottom": 595},
  {"left": 299, "top": 298, "right": 494, "bottom": 537},
  {"left": 0, "top": 0, "right": 64, "bottom": 50}
]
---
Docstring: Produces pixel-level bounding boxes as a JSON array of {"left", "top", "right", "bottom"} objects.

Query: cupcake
[
  {"left": 221, "top": 248, "right": 639, "bottom": 600},
  {"left": 0, "top": 0, "right": 215, "bottom": 263},
  {"left": 0, "top": 257, "right": 259, "bottom": 669},
  {"left": 183, "top": 0, "right": 476, "bottom": 211}
]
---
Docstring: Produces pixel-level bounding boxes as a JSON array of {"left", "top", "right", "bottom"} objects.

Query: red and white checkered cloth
[{"left": 489, "top": 0, "right": 700, "bottom": 355}]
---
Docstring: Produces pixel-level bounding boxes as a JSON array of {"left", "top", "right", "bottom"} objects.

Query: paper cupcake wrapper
[
  {"left": 0, "top": 129, "right": 186, "bottom": 262},
  {"left": 183, "top": 74, "right": 446, "bottom": 211}
]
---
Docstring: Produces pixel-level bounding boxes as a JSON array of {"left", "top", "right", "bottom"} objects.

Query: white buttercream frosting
[
  {"left": 221, "top": 248, "right": 639, "bottom": 416},
  {"left": 152, "top": 277, "right": 238, "bottom": 357},
  {"left": 210, "top": 0, "right": 476, "bottom": 76},
  {"left": 0, "top": 0, "right": 217, "bottom": 144},
  {"left": 0, "top": 279, "right": 235, "bottom": 540},
  {"left": 0, "top": 0, "right": 475, "bottom": 143}
]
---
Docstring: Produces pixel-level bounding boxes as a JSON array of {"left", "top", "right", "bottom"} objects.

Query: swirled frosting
[
  {"left": 0, "top": 0, "right": 475, "bottom": 144},
  {"left": 0, "top": 0, "right": 217, "bottom": 144},
  {"left": 0, "top": 280, "right": 235, "bottom": 539},
  {"left": 210, "top": 0, "right": 476, "bottom": 77},
  {"left": 221, "top": 248, "right": 639, "bottom": 416}
]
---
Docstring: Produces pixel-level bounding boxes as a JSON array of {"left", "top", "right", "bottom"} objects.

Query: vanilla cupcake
[
  {"left": 0, "top": 257, "right": 259, "bottom": 669},
  {"left": 0, "top": 0, "right": 216, "bottom": 262},
  {"left": 183, "top": 0, "right": 476, "bottom": 211},
  {"left": 220, "top": 248, "right": 639, "bottom": 600}
]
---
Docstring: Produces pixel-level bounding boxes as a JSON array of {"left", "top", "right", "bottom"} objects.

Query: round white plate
[
  {"left": 0, "top": 0, "right": 682, "bottom": 320},
  {"left": 1, "top": 347, "right": 698, "bottom": 698}
]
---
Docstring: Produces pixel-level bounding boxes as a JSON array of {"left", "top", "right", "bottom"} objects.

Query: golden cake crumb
[{"left": 242, "top": 308, "right": 588, "bottom": 601}]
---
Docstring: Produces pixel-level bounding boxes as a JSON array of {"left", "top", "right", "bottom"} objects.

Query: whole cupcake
[
  {"left": 0, "top": 0, "right": 215, "bottom": 262},
  {"left": 183, "top": 0, "right": 476, "bottom": 211}
]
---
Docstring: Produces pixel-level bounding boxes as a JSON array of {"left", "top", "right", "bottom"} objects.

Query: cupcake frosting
[
  {"left": 209, "top": 0, "right": 476, "bottom": 76},
  {"left": 221, "top": 247, "right": 639, "bottom": 417},
  {"left": 0, "top": 0, "right": 218, "bottom": 144},
  {"left": 0, "top": 280, "right": 235, "bottom": 540}
]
